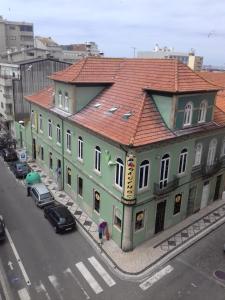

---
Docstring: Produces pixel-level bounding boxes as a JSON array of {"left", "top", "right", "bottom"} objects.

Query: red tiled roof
[
  {"left": 198, "top": 71, "right": 225, "bottom": 88},
  {"left": 25, "top": 86, "right": 54, "bottom": 109},
  {"left": 26, "top": 58, "right": 225, "bottom": 147}
]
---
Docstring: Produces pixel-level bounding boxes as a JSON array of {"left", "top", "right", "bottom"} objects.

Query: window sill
[
  {"left": 113, "top": 224, "right": 122, "bottom": 232},
  {"left": 56, "top": 142, "right": 61, "bottom": 147},
  {"left": 66, "top": 149, "right": 71, "bottom": 154},
  {"left": 114, "top": 184, "right": 123, "bottom": 192},
  {"left": 48, "top": 136, "right": 52, "bottom": 140},
  {"left": 134, "top": 226, "right": 145, "bottom": 233},
  {"left": 93, "top": 169, "right": 101, "bottom": 176},
  {"left": 77, "top": 158, "right": 84, "bottom": 164},
  {"left": 94, "top": 209, "right": 100, "bottom": 215},
  {"left": 78, "top": 194, "right": 83, "bottom": 199}
]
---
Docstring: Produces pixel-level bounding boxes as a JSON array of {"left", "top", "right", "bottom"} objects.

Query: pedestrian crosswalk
[{"left": 17, "top": 256, "right": 116, "bottom": 300}]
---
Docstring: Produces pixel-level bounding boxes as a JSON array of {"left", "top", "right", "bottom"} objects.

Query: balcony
[
  {"left": 201, "top": 161, "right": 221, "bottom": 178},
  {"left": 191, "top": 165, "right": 202, "bottom": 179},
  {"left": 154, "top": 177, "right": 179, "bottom": 197}
]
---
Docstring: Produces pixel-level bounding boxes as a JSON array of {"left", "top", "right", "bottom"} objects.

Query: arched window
[
  {"left": 95, "top": 146, "right": 101, "bottom": 172},
  {"left": 138, "top": 160, "right": 150, "bottom": 189},
  {"left": 39, "top": 114, "right": 43, "bottom": 132},
  {"left": 178, "top": 148, "right": 188, "bottom": 174},
  {"left": 207, "top": 139, "right": 217, "bottom": 166},
  {"left": 115, "top": 158, "right": 124, "bottom": 188},
  {"left": 64, "top": 92, "right": 69, "bottom": 111},
  {"left": 58, "top": 90, "right": 62, "bottom": 108},
  {"left": 48, "top": 119, "right": 52, "bottom": 138},
  {"left": 183, "top": 102, "right": 193, "bottom": 126},
  {"left": 56, "top": 124, "right": 61, "bottom": 144},
  {"left": 198, "top": 100, "right": 207, "bottom": 123},
  {"left": 78, "top": 136, "right": 83, "bottom": 160},
  {"left": 66, "top": 129, "right": 71, "bottom": 151},
  {"left": 194, "top": 143, "right": 202, "bottom": 166},
  {"left": 159, "top": 154, "right": 170, "bottom": 189}
]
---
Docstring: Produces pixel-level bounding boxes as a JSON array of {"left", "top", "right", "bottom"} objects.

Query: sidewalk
[{"left": 29, "top": 161, "right": 225, "bottom": 278}]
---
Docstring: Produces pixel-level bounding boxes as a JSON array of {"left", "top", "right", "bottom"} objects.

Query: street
[{"left": 1, "top": 157, "right": 225, "bottom": 299}]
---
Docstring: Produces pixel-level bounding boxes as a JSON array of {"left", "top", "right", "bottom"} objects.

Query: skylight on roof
[
  {"left": 122, "top": 111, "right": 132, "bottom": 119},
  {"left": 94, "top": 103, "right": 101, "bottom": 108},
  {"left": 108, "top": 107, "right": 118, "bottom": 113}
]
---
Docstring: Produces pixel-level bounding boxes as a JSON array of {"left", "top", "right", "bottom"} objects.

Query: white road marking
[
  {"left": 5, "top": 228, "right": 31, "bottom": 286},
  {"left": 48, "top": 275, "right": 64, "bottom": 300},
  {"left": 18, "top": 288, "right": 31, "bottom": 300},
  {"left": 63, "top": 268, "right": 90, "bottom": 299},
  {"left": 139, "top": 265, "right": 174, "bottom": 291},
  {"left": 88, "top": 256, "right": 116, "bottom": 287},
  {"left": 76, "top": 262, "right": 103, "bottom": 294},
  {"left": 8, "top": 261, "right": 13, "bottom": 270},
  {"left": 35, "top": 281, "right": 51, "bottom": 300}
]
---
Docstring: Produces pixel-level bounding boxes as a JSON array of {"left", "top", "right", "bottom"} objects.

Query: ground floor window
[
  {"left": 94, "top": 190, "right": 100, "bottom": 213},
  {"left": 67, "top": 167, "right": 71, "bottom": 186},
  {"left": 174, "top": 193, "right": 182, "bottom": 215},
  {"left": 78, "top": 176, "right": 83, "bottom": 197},
  {"left": 49, "top": 152, "right": 53, "bottom": 169},
  {"left": 41, "top": 146, "right": 44, "bottom": 160},
  {"left": 135, "top": 211, "right": 145, "bottom": 231},
  {"left": 114, "top": 207, "right": 122, "bottom": 230}
]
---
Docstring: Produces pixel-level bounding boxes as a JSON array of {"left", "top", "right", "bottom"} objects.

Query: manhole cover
[{"left": 214, "top": 270, "right": 225, "bottom": 280}]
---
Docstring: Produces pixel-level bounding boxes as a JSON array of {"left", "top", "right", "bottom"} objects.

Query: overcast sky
[{"left": 1, "top": 0, "right": 225, "bottom": 66}]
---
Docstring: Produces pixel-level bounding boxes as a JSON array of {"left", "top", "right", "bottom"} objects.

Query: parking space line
[{"left": 18, "top": 288, "right": 30, "bottom": 300}]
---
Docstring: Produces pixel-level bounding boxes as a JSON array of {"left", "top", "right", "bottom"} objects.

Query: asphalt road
[{"left": 1, "top": 157, "right": 225, "bottom": 300}]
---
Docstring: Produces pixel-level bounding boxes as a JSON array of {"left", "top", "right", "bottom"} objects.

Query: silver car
[{"left": 30, "top": 183, "right": 55, "bottom": 208}]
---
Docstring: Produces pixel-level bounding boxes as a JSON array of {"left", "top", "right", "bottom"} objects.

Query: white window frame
[
  {"left": 138, "top": 160, "right": 150, "bottom": 190},
  {"left": 115, "top": 158, "right": 124, "bottom": 189},
  {"left": 56, "top": 124, "right": 61, "bottom": 144},
  {"left": 58, "top": 91, "right": 62, "bottom": 108},
  {"left": 94, "top": 146, "right": 101, "bottom": 173},
  {"left": 198, "top": 100, "right": 207, "bottom": 123},
  {"left": 48, "top": 119, "right": 52, "bottom": 139},
  {"left": 159, "top": 154, "right": 170, "bottom": 189},
  {"left": 207, "top": 138, "right": 217, "bottom": 166},
  {"left": 194, "top": 143, "right": 202, "bottom": 166},
  {"left": 64, "top": 93, "right": 69, "bottom": 111},
  {"left": 31, "top": 110, "right": 35, "bottom": 128},
  {"left": 178, "top": 149, "right": 188, "bottom": 174},
  {"left": 78, "top": 136, "right": 83, "bottom": 161},
  {"left": 66, "top": 130, "right": 71, "bottom": 152},
  {"left": 183, "top": 102, "right": 193, "bottom": 126},
  {"left": 39, "top": 114, "right": 43, "bottom": 132}
]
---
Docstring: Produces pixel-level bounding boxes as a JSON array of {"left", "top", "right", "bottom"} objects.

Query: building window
[
  {"left": 94, "top": 146, "right": 101, "bottom": 173},
  {"left": 67, "top": 167, "right": 71, "bottom": 186},
  {"left": 31, "top": 110, "right": 35, "bottom": 127},
  {"left": 39, "top": 114, "right": 43, "bottom": 132},
  {"left": 198, "top": 100, "right": 207, "bottom": 123},
  {"left": 78, "top": 176, "right": 83, "bottom": 197},
  {"left": 64, "top": 92, "right": 69, "bottom": 111},
  {"left": 178, "top": 148, "right": 188, "bottom": 174},
  {"left": 174, "top": 194, "right": 182, "bottom": 215},
  {"left": 48, "top": 119, "right": 52, "bottom": 139},
  {"left": 183, "top": 102, "right": 193, "bottom": 126},
  {"left": 56, "top": 124, "right": 61, "bottom": 144},
  {"left": 207, "top": 139, "right": 217, "bottom": 166},
  {"left": 41, "top": 146, "right": 44, "bottom": 160},
  {"left": 194, "top": 143, "right": 202, "bottom": 166},
  {"left": 66, "top": 130, "right": 71, "bottom": 152},
  {"left": 135, "top": 211, "right": 145, "bottom": 231},
  {"left": 94, "top": 190, "right": 100, "bottom": 213},
  {"left": 114, "top": 207, "right": 122, "bottom": 230},
  {"left": 78, "top": 136, "right": 83, "bottom": 160},
  {"left": 115, "top": 158, "right": 124, "bottom": 188},
  {"left": 138, "top": 160, "right": 150, "bottom": 190},
  {"left": 49, "top": 152, "right": 53, "bottom": 170},
  {"left": 159, "top": 154, "right": 170, "bottom": 189},
  {"left": 58, "top": 90, "right": 62, "bottom": 108}
]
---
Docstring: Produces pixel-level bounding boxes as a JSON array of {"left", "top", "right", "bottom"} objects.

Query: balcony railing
[{"left": 154, "top": 177, "right": 179, "bottom": 196}]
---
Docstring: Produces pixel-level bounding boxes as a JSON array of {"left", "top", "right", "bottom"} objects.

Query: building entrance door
[
  {"left": 213, "top": 175, "right": 222, "bottom": 201},
  {"left": 200, "top": 181, "right": 210, "bottom": 209},
  {"left": 155, "top": 200, "right": 166, "bottom": 234},
  {"left": 32, "top": 138, "right": 36, "bottom": 160}
]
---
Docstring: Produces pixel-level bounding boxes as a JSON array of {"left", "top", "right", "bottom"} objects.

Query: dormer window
[
  {"left": 198, "top": 100, "right": 207, "bottom": 123},
  {"left": 207, "top": 138, "right": 217, "bottom": 166},
  {"left": 64, "top": 92, "right": 69, "bottom": 111},
  {"left": 58, "top": 90, "right": 62, "bottom": 108},
  {"left": 108, "top": 107, "right": 118, "bottom": 113},
  {"left": 183, "top": 102, "right": 193, "bottom": 127}
]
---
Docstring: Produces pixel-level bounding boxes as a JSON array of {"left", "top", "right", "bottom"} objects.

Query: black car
[
  {"left": 2, "top": 148, "right": 18, "bottom": 162},
  {"left": 0, "top": 216, "right": 6, "bottom": 242},
  {"left": 44, "top": 204, "right": 76, "bottom": 233},
  {"left": 10, "top": 161, "right": 31, "bottom": 178}
]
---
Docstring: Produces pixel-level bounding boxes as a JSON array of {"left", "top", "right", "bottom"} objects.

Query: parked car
[
  {"left": 44, "top": 204, "right": 76, "bottom": 233},
  {"left": 0, "top": 215, "right": 6, "bottom": 242},
  {"left": 2, "top": 148, "right": 18, "bottom": 162},
  {"left": 30, "top": 183, "right": 55, "bottom": 208},
  {"left": 10, "top": 161, "right": 31, "bottom": 178}
]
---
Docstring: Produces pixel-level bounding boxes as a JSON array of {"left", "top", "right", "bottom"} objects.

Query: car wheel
[{"left": 54, "top": 226, "right": 59, "bottom": 234}]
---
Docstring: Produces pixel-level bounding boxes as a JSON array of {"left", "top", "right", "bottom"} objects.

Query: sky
[{"left": 1, "top": 0, "right": 225, "bottom": 66}]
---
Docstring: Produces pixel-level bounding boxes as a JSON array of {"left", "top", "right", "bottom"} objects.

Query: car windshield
[{"left": 40, "top": 192, "right": 51, "bottom": 200}]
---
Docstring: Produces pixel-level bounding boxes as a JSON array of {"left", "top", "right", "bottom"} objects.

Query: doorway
[
  {"left": 155, "top": 200, "right": 166, "bottom": 234},
  {"left": 32, "top": 138, "right": 36, "bottom": 160},
  {"left": 200, "top": 181, "right": 210, "bottom": 209},
  {"left": 213, "top": 175, "right": 222, "bottom": 201}
]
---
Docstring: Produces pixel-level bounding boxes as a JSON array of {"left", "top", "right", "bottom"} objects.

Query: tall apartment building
[
  {"left": 0, "top": 16, "right": 34, "bottom": 54},
  {"left": 138, "top": 45, "right": 203, "bottom": 71}
]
